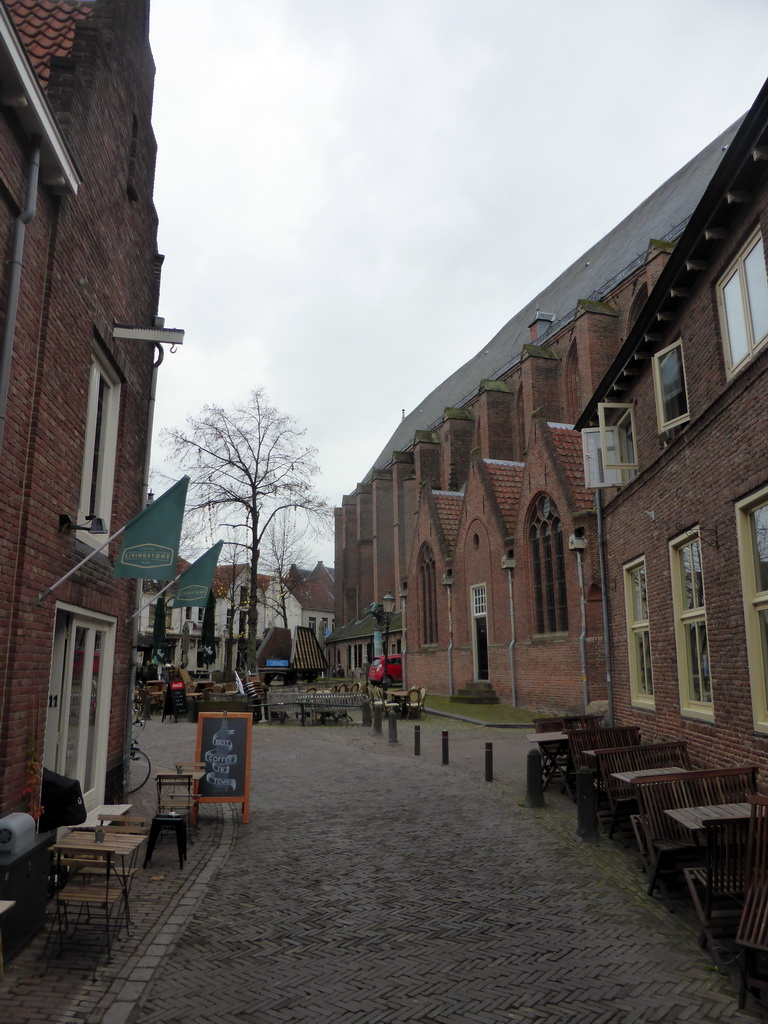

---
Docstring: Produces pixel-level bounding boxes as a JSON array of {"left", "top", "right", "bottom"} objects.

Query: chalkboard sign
[
  {"left": 194, "top": 713, "right": 252, "bottom": 822},
  {"left": 162, "top": 680, "right": 188, "bottom": 722}
]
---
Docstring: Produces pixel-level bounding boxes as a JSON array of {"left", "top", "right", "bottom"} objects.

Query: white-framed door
[{"left": 44, "top": 605, "right": 116, "bottom": 810}]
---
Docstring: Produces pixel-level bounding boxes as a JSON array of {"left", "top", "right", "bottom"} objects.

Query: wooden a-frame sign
[{"left": 194, "top": 712, "right": 252, "bottom": 823}]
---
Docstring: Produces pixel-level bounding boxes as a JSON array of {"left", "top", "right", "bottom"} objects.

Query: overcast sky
[{"left": 147, "top": 1, "right": 768, "bottom": 566}]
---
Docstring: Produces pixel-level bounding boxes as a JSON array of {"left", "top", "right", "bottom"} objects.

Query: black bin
[{"left": 38, "top": 768, "right": 87, "bottom": 831}]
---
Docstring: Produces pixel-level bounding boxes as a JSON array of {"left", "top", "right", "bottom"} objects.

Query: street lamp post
[{"left": 369, "top": 591, "right": 396, "bottom": 689}]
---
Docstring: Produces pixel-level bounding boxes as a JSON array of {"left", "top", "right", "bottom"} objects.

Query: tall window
[
  {"left": 471, "top": 583, "right": 489, "bottom": 681},
  {"left": 653, "top": 339, "right": 689, "bottom": 431},
  {"left": 736, "top": 485, "right": 768, "bottom": 731},
  {"left": 79, "top": 350, "right": 120, "bottom": 541},
  {"left": 530, "top": 496, "right": 568, "bottom": 633},
  {"left": 719, "top": 231, "right": 768, "bottom": 375},
  {"left": 623, "top": 558, "right": 654, "bottom": 706},
  {"left": 670, "top": 530, "right": 713, "bottom": 716},
  {"left": 419, "top": 546, "right": 437, "bottom": 645}
]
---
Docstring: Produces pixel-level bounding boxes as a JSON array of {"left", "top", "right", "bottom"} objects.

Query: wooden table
[
  {"left": 527, "top": 732, "right": 572, "bottom": 795},
  {"left": 384, "top": 690, "right": 409, "bottom": 715},
  {"left": 75, "top": 803, "right": 132, "bottom": 829},
  {"left": 611, "top": 766, "right": 688, "bottom": 784},
  {"left": 663, "top": 802, "right": 751, "bottom": 832}
]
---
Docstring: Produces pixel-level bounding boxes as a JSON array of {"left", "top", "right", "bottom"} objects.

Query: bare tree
[
  {"left": 261, "top": 511, "right": 314, "bottom": 627},
  {"left": 161, "top": 389, "right": 332, "bottom": 669}
]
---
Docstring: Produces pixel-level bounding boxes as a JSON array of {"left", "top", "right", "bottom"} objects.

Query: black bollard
[
  {"left": 362, "top": 699, "right": 372, "bottom": 728},
  {"left": 576, "top": 766, "right": 600, "bottom": 842},
  {"left": 526, "top": 748, "right": 545, "bottom": 807},
  {"left": 388, "top": 708, "right": 398, "bottom": 744},
  {"left": 372, "top": 703, "right": 383, "bottom": 736},
  {"left": 442, "top": 730, "right": 449, "bottom": 765},
  {"left": 414, "top": 725, "right": 421, "bottom": 755},
  {"left": 485, "top": 742, "right": 493, "bottom": 781}
]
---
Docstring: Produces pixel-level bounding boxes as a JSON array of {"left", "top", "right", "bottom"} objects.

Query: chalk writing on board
[{"left": 203, "top": 718, "right": 238, "bottom": 792}]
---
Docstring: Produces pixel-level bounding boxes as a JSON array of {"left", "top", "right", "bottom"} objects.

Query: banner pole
[
  {"left": 36, "top": 526, "right": 126, "bottom": 605},
  {"left": 125, "top": 573, "right": 180, "bottom": 625}
]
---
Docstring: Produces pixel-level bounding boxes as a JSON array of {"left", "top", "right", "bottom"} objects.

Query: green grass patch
[{"left": 424, "top": 694, "right": 537, "bottom": 725}]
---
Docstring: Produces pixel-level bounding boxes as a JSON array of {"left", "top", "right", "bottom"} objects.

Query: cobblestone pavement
[{"left": 2, "top": 713, "right": 768, "bottom": 1023}]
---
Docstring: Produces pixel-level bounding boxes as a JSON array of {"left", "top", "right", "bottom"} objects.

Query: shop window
[
  {"left": 669, "top": 530, "right": 713, "bottom": 718},
  {"left": 653, "top": 339, "right": 689, "bottom": 432},
  {"left": 736, "top": 484, "right": 768, "bottom": 731},
  {"left": 623, "top": 557, "right": 654, "bottom": 707},
  {"left": 719, "top": 231, "right": 768, "bottom": 375},
  {"left": 529, "top": 495, "right": 568, "bottom": 633}
]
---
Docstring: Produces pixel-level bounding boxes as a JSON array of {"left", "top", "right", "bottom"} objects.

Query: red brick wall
[
  {"left": 602, "top": 179, "right": 768, "bottom": 776},
  {"left": 0, "top": 1, "right": 163, "bottom": 813}
]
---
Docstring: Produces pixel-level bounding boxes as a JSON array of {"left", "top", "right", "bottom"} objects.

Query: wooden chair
[
  {"left": 634, "top": 766, "right": 757, "bottom": 908},
  {"left": 43, "top": 846, "right": 125, "bottom": 979},
  {"left": 403, "top": 687, "right": 421, "bottom": 719},
  {"left": 155, "top": 772, "right": 197, "bottom": 822},
  {"left": 417, "top": 687, "right": 427, "bottom": 716},
  {"left": 595, "top": 741, "right": 692, "bottom": 838},
  {"left": 533, "top": 716, "right": 565, "bottom": 733},
  {"left": 737, "top": 795, "right": 768, "bottom": 1008},
  {"left": 684, "top": 816, "right": 749, "bottom": 965},
  {"left": 349, "top": 681, "right": 360, "bottom": 693}
]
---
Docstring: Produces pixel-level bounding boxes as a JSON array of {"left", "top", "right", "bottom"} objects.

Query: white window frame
[
  {"left": 623, "top": 556, "right": 654, "bottom": 708},
  {"left": 652, "top": 338, "right": 690, "bottom": 432},
  {"left": 669, "top": 529, "right": 714, "bottom": 720},
  {"left": 718, "top": 230, "right": 768, "bottom": 376},
  {"left": 582, "top": 428, "right": 624, "bottom": 488},
  {"left": 78, "top": 350, "right": 120, "bottom": 544},
  {"left": 736, "top": 483, "right": 768, "bottom": 733},
  {"left": 597, "top": 402, "right": 637, "bottom": 473}
]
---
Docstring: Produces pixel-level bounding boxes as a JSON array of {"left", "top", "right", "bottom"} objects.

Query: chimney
[{"left": 528, "top": 309, "right": 556, "bottom": 342}]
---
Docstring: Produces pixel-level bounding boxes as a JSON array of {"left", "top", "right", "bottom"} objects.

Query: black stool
[{"left": 143, "top": 813, "right": 187, "bottom": 869}]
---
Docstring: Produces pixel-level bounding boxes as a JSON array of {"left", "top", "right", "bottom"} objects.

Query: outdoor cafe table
[
  {"left": 384, "top": 690, "right": 409, "bottom": 715},
  {"left": 526, "top": 731, "right": 572, "bottom": 796},
  {"left": 610, "top": 766, "right": 689, "bottom": 785},
  {"left": 53, "top": 829, "right": 147, "bottom": 893},
  {"left": 663, "top": 802, "right": 752, "bottom": 833}
]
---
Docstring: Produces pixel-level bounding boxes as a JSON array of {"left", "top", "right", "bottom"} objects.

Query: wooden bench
[
  {"left": 566, "top": 725, "right": 642, "bottom": 772},
  {"left": 633, "top": 765, "right": 758, "bottom": 907},
  {"left": 594, "top": 742, "right": 692, "bottom": 838}
]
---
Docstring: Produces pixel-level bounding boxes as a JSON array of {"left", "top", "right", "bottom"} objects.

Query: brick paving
[{"left": 2, "top": 713, "right": 768, "bottom": 1023}]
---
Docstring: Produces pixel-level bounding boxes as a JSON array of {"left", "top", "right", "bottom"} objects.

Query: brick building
[
  {"left": 333, "top": 99, "right": 747, "bottom": 711},
  {"left": 576, "top": 78, "right": 768, "bottom": 772},
  {"left": 0, "top": 0, "right": 181, "bottom": 816}
]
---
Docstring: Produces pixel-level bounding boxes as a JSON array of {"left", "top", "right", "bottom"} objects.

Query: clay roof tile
[{"left": 7, "top": 0, "right": 93, "bottom": 87}]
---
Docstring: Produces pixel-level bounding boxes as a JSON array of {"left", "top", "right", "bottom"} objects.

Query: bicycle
[{"left": 126, "top": 716, "right": 152, "bottom": 794}]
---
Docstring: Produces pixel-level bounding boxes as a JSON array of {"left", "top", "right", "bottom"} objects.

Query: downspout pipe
[
  {"left": 444, "top": 579, "right": 454, "bottom": 697},
  {"left": 502, "top": 554, "right": 517, "bottom": 706},
  {"left": 576, "top": 548, "right": 589, "bottom": 712},
  {"left": 125, "top": 341, "right": 164, "bottom": 792},
  {"left": 0, "top": 138, "right": 41, "bottom": 451},
  {"left": 596, "top": 489, "right": 615, "bottom": 727}
]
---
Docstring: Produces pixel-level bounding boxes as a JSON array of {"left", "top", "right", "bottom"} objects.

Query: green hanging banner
[
  {"left": 113, "top": 476, "right": 189, "bottom": 580},
  {"left": 173, "top": 540, "right": 224, "bottom": 607}
]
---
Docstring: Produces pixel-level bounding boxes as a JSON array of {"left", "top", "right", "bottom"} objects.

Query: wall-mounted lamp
[
  {"left": 568, "top": 527, "right": 586, "bottom": 551},
  {"left": 59, "top": 514, "right": 107, "bottom": 535},
  {"left": 501, "top": 547, "right": 516, "bottom": 571},
  {"left": 441, "top": 570, "right": 453, "bottom": 588}
]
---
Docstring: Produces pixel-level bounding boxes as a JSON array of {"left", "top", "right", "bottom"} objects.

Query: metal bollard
[
  {"left": 442, "top": 730, "right": 449, "bottom": 765},
  {"left": 485, "top": 742, "right": 493, "bottom": 781},
  {"left": 414, "top": 725, "right": 421, "bottom": 755},
  {"left": 372, "top": 703, "right": 383, "bottom": 736},
  {"left": 362, "top": 700, "right": 372, "bottom": 728},
  {"left": 388, "top": 708, "right": 398, "bottom": 743},
  {"left": 576, "top": 766, "right": 600, "bottom": 842},
  {"left": 526, "top": 748, "right": 545, "bottom": 807}
]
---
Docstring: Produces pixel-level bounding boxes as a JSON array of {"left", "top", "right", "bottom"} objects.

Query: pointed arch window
[
  {"left": 419, "top": 546, "right": 438, "bottom": 645},
  {"left": 529, "top": 496, "right": 568, "bottom": 633}
]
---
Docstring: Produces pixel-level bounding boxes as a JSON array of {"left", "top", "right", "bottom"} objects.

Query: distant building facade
[{"left": 334, "top": 102, "right": 746, "bottom": 712}]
